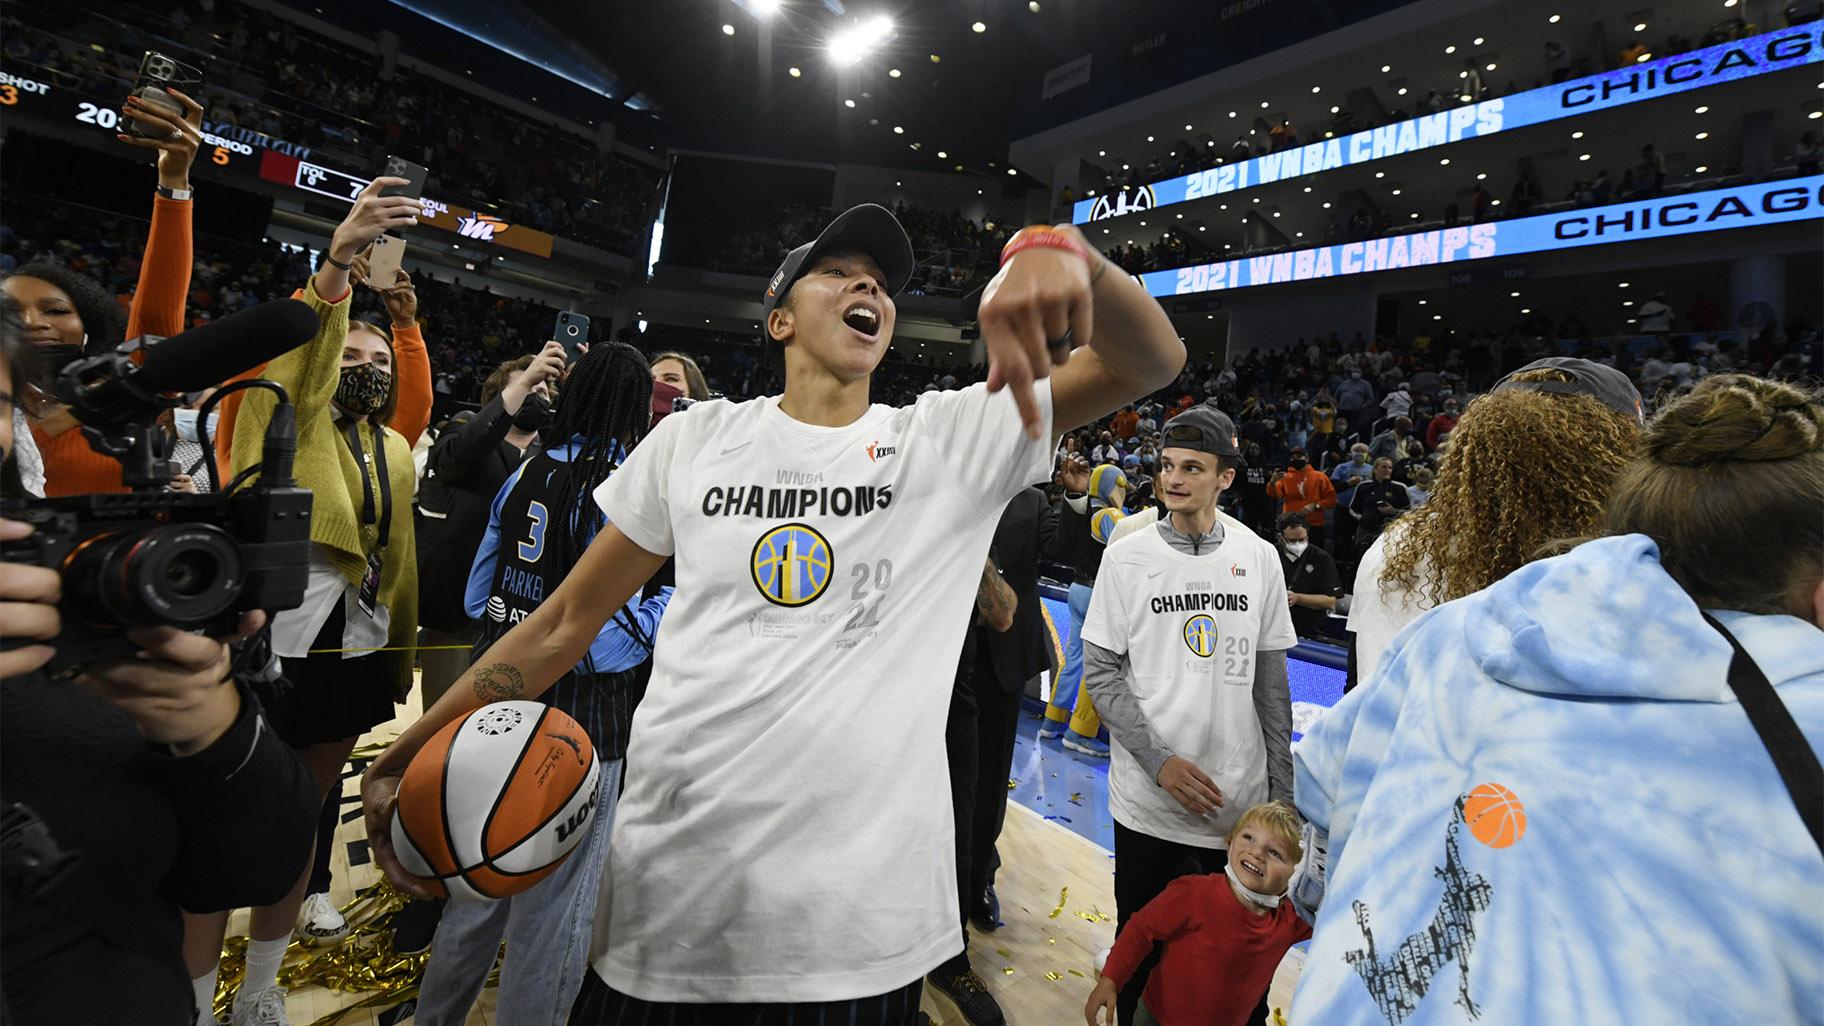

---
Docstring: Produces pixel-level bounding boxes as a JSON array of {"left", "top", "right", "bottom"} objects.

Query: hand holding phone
[{"left": 555, "top": 312, "right": 591, "bottom": 362}]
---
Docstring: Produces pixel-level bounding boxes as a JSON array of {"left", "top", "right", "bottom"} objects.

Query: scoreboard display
[{"left": 1, "top": 68, "right": 556, "bottom": 259}]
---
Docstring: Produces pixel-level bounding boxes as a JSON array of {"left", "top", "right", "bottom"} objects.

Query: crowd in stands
[
  {"left": 1079, "top": 10, "right": 1796, "bottom": 199},
  {"left": 1048, "top": 311, "right": 1817, "bottom": 594},
  {"left": 3, "top": 0, "right": 663, "bottom": 254},
  {"left": 1, "top": 194, "right": 566, "bottom": 408},
  {"left": 716, "top": 201, "right": 1015, "bottom": 297}
]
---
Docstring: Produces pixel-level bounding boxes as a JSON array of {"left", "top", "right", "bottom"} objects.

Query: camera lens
[{"left": 62, "top": 524, "right": 245, "bottom": 630}]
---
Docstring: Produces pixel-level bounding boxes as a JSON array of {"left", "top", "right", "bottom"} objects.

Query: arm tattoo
[
  {"left": 975, "top": 558, "right": 1018, "bottom": 632},
  {"left": 472, "top": 662, "right": 527, "bottom": 702}
]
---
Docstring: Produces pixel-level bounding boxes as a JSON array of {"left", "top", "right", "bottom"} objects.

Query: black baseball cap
[
  {"left": 1161, "top": 406, "right": 1241, "bottom": 458},
  {"left": 1493, "top": 357, "right": 1644, "bottom": 423},
  {"left": 761, "top": 203, "right": 915, "bottom": 331}
]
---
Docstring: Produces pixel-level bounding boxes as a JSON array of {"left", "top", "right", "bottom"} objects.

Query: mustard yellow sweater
[{"left": 232, "top": 280, "right": 419, "bottom": 693}]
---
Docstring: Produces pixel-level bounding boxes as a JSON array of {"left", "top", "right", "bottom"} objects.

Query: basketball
[
  {"left": 1464, "top": 783, "right": 1527, "bottom": 849},
  {"left": 391, "top": 701, "right": 601, "bottom": 902}
]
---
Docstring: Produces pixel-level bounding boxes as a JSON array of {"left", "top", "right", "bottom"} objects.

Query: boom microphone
[
  {"left": 137, "top": 299, "right": 320, "bottom": 393},
  {"left": 52, "top": 298, "right": 319, "bottom": 490}
]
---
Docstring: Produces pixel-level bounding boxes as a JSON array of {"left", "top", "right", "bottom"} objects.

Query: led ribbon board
[
  {"left": 1073, "top": 24, "right": 1824, "bottom": 224},
  {"left": 1139, "top": 176, "right": 1824, "bottom": 297}
]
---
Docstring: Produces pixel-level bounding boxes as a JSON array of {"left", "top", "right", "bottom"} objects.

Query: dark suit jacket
[
  {"left": 979, "top": 486, "right": 1054, "bottom": 694},
  {"left": 414, "top": 397, "right": 533, "bottom": 630}
]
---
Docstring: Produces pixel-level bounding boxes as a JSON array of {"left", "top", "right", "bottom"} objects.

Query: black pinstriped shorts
[{"left": 569, "top": 967, "right": 926, "bottom": 1026}]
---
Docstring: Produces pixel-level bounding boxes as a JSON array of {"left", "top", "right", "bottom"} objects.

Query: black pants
[
  {"left": 968, "top": 645, "right": 1024, "bottom": 897},
  {"left": 1112, "top": 822, "right": 1271, "bottom": 1026},
  {"left": 943, "top": 629, "right": 982, "bottom": 955},
  {"left": 569, "top": 967, "right": 924, "bottom": 1026},
  {"left": 306, "top": 785, "right": 339, "bottom": 896}
]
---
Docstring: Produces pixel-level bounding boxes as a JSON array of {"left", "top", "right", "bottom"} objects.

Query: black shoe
[
  {"left": 971, "top": 885, "right": 1001, "bottom": 932},
  {"left": 387, "top": 897, "right": 445, "bottom": 955},
  {"left": 928, "top": 960, "right": 1005, "bottom": 1026}
]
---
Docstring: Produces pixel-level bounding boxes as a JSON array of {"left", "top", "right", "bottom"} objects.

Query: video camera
[{"left": 0, "top": 301, "right": 320, "bottom": 671}]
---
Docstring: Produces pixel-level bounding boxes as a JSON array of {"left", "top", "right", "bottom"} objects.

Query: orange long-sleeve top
[
  {"left": 211, "top": 291, "right": 432, "bottom": 481},
  {"left": 32, "top": 195, "right": 192, "bottom": 496}
]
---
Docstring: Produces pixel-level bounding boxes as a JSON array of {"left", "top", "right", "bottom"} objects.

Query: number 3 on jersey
[{"left": 517, "top": 501, "right": 548, "bottom": 562}]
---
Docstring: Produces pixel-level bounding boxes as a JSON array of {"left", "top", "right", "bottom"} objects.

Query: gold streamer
[
  {"left": 212, "top": 881, "right": 481, "bottom": 1025},
  {"left": 1001, "top": 967, "right": 1016, "bottom": 976},
  {"left": 1068, "top": 969, "right": 1086, "bottom": 978},
  {"left": 1044, "top": 971, "right": 1064, "bottom": 981},
  {"left": 1048, "top": 886, "right": 1069, "bottom": 919}
]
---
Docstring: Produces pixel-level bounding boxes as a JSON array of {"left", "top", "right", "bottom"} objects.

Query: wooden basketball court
[{"left": 250, "top": 692, "right": 1303, "bottom": 1026}]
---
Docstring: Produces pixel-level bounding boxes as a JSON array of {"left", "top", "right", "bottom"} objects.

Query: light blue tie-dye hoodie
[{"left": 1291, "top": 534, "right": 1824, "bottom": 1025}]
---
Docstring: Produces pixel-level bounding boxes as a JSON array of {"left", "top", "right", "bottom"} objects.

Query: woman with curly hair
[{"left": 1347, "top": 358, "right": 1644, "bottom": 685}]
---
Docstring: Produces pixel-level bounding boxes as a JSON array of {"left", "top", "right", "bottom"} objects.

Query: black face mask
[
  {"left": 1290, "top": 458, "right": 1308, "bottom": 470},
  {"left": 36, "top": 343, "right": 85, "bottom": 383},
  {"left": 512, "top": 393, "right": 553, "bottom": 433}
]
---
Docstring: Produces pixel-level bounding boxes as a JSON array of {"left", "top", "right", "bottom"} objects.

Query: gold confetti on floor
[
  {"left": 1048, "top": 886, "right": 1069, "bottom": 920},
  {"left": 1002, "top": 967, "right": 1016, "bottom": 976},
  {"left": 1045, "top": 971, "right": 1064, "bottom": 982},
  {"left": 1007, "top": 779, "right": 1018, "bottom": 790}
]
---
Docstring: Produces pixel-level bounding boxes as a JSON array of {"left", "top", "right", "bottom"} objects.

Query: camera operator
[
  {"left": 4, "top": 85, "right": 204, "bottom": 497},
  {"left": 183, "top": 178, "right": 427, "bottom": 1024},
  {"left": 0, "top": 306, "right": 318, "bottom": 1026}
]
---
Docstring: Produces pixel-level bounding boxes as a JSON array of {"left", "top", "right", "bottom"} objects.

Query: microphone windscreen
[{"left": 138, "top": 299, "right": 320, "bottom": 393}]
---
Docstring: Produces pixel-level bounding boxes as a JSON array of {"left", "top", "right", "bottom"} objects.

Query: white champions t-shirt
[
  {"left": 1080, "top": 521, "right": 1297, "bottom": 849},
  {"left": 1346, "top": 524, "right": 1434, "bottom": 685},
  {"left": 590, "top": 382, "right": 1053, "bottom": 1002}
]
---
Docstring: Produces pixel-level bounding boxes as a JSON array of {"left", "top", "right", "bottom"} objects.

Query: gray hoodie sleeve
[
  {"left": 1084, "top": 640, "right": 1175, "bottom": 782},
  {"left": 1253, "top": 648, "right": 1293, "bottom": 803}
]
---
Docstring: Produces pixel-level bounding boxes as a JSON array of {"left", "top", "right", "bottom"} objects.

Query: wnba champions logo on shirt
[
  {"left": 751, "top": 523, "right": 835, "bottom": 607},
  {"left": 1183, "top": 614, "right": 1218, "bottom": 657}
]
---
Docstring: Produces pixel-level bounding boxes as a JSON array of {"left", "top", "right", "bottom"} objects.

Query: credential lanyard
[
  {"left": 341, "top": 419, "right": 392, "bottom": 549},
  {"left": 1702, "top": 611, "right": 1823, "bottom": 856}
]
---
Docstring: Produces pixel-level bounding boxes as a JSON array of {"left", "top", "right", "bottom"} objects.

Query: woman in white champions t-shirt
[
  {"left": 360, "top": 205, "right": 1187, "bottom": 1019},
  {"left": 1348, "top": 360, "right": 1644, "bottom": 685}
]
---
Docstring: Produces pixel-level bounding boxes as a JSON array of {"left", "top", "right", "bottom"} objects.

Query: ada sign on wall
[
  {"left": 1075, "top": 23, "right": 1823, "bottom": 223},
  {"left": 1140, "top": 177, "right": 1824, "bottom": 297}
]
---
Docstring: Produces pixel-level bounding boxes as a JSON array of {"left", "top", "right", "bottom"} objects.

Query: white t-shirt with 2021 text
[{"left": 590, "top": 382, "right": 1053, "bottom": 1002}]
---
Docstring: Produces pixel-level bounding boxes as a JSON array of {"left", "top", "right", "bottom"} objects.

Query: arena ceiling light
[
  {"left": 732, "top": 0, "right": 781, "bottom": 16},
  {"left": 722, "top": 23, "right": 736, "bottom": 35},
  {"left": 888, "top": 68, "right": 901, "bottom": 77},
  {"left": 1695, "top": 105, "right": 1708, "bottom": 114},
  {"left": 788, "top": 66, "right": 802, "bottom": 77},
  {"left": 829, "top": 15, "right": 895, "bottom": 66},
  {"left": 972, "top": 21, "right": 986, "bottom": 33},
  {"left": 1548, "top": 13, "right": 1561, "bottom": 22}
]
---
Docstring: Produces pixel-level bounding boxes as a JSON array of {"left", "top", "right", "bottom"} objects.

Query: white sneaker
[
  {"left": 294, "top": 891, "right": 348, "bottom": 946},
  {"left": 229, "top": 986, "right": 290, "bottom": 1026}
]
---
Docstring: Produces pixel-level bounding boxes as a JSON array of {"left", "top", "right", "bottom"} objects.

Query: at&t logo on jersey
[
  {"left": 485, "top": 596, "right": 510, "bottom": 622},
  {"left": 751, "top": 523, "right": 834, "bottom": 607},
  {"left": 1183, "top": 614, "right": 1218, "bottom": 657}
]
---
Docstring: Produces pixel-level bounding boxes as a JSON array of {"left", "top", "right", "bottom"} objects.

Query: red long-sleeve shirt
[
  {"left": 33, "top": 195, "right": 191, "bottom": 495},
  {"left": 1101, "top": 873, "right": 1311, "bottom": 1026}
]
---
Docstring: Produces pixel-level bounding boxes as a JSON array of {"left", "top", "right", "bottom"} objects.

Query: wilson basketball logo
[{"left": 1463, "top": 782, "right": 1527, "bottom": 848}]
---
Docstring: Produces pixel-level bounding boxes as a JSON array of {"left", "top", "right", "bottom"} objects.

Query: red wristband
[{"left": 999, "top": 225, "right": 1091, "bottom": 268}]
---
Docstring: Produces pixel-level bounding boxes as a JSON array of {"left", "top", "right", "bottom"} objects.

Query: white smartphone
[{"left": 366, "top": 234, "right": 406, "bottom": 286}]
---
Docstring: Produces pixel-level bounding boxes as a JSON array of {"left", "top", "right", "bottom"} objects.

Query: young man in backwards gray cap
[{"left": 1080, "top": 405, "right": 1297, "bottom": 1026}]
